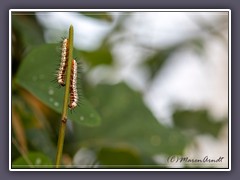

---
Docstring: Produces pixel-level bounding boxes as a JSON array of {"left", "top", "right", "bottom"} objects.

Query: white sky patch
[
  {"left": 123, "top": 12, "right": 203, "bottom": 48},
  {"left": 145, "top": 48, "right": 208, "bottom": 126},
  {"left": 36, "top": 12, "right": 114, "bottom": 51}
]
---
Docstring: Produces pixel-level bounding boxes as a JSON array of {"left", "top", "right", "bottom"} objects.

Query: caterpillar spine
[
  {"left": 57, "top": 38, "right": 69, "bottom": 86},
  {"left": 68, "top": 59, "right": 78, "bottom": 109}
]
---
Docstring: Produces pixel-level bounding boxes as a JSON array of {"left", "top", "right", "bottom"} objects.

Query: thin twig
[{"left": 55, "top": 25, "right": 74, "bottom": 168}]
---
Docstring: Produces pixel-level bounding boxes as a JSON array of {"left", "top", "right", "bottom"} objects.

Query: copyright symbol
[{"left": 168, "top": 155, "right": 177, "bottom": 163}]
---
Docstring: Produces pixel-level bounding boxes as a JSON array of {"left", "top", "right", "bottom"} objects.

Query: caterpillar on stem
[
  {"left": 57, "top": 38, "right": 69, "bottom": 86},
  {"left": 68, "top": 59, "right": 78, "bottom": 110},
  {"left": 55, "top": 38, "right": 82, "bottom": 110}
]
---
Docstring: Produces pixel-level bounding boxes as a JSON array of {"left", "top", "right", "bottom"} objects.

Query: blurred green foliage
[
  {"left": 173, "top": 109, "right": 226, "bottom": 137},
  {"left": 11, "top": 11, "right": 228, "bottom": 169},
  {"left": 80, "top": 44, "right": 113, "bottom": 67},
  {"left": 79, "top": 12, "right": 113, "bottom": 22},
  {"left": 68, "top": 83, "right": 190, "bottom": 167},
  {"left": 12, "top": 152, "right": 53, "bottom": 168},
  {"left": 144, "top": 38, "right": 205, "bottom": 80}
]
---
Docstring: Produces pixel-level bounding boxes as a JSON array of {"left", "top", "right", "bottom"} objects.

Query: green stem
[{"left": 55, "top": 25, "right": 74, "bottom": 168}]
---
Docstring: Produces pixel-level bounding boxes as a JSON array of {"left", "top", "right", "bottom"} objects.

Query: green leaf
[
  {"left": 15, "top": 44, "right": 101, "bottom": 127},
  {"left": 80, "top": 44, "right": 113, "bottom": 67},
  {"left": 26, "top": 128, "right": 56, "bottom": 162},
  {"left": 72, "top": 83, "right": 191, "bottom": 161},
  {"left": 12, "top": 152, "right": 53, "bottom": 168},
  {"left": 97, "top": 146, "right": 142, "bottom": 168},
  {"left": 12, "top": 13, "right": 45, "bottom": 49},
  {"left": 145, "top": 46, "right": 177, "bottom": 79},
  {"left": 143, "top": 38, "right": 204, "bottom": 80},
  {"left": 80, "top": 12, "right": 113, "bottom": 22},
  {"left": 172, "top": 109, "right": 225, "bottom": 137}
]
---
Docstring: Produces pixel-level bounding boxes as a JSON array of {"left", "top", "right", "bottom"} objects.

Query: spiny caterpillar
[
  {"left": 55, "top": 38, "right": 79, "bottom": 110},
  {"left": 57, "top": 38, "right": 69, "bottom": 86},
  {"left": 68, "top": 59, "right": 78, "bottom": 109}
]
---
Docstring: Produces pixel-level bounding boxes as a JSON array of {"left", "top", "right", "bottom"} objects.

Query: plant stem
[{"left": 55, "top": 25, "right": 74, "bottom": 168}]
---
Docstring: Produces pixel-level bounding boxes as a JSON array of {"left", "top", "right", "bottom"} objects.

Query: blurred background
[{"left": 11, "top": 11, "right": 229, "bottom": 168}]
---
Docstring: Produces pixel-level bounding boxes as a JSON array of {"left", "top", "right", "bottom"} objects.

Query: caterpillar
[
  {"left": 68, "top": 59, "right": 78, "bottom": 109},
  {"left": 57, "top": 38, "right": 69, "bottom": 86}
]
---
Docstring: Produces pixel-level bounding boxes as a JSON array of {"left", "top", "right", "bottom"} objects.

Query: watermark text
[{"left": 167, "top": 155, "right": 224, "bottom": 164}]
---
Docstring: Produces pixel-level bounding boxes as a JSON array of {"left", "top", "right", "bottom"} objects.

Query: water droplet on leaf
[
  {"left": 80, "top": 116, "right": 84, "bottom": 121},
  {"left": 35, "top": 158, "right": 42, "bottom": 165},
  {"left": 48, "top": 89, "right": 54, "bottom": 95},
  {"left": 54, "top": 102, "right": 59, "bottom": 107}
]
